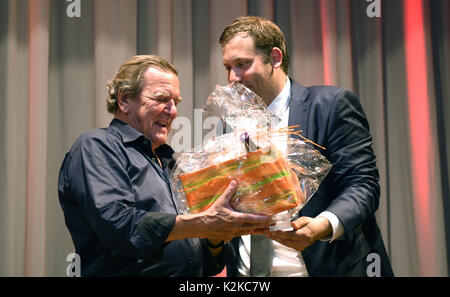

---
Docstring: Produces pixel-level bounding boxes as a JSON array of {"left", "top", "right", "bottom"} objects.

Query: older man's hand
[
  {"left": 200, "top": 180, "right": 273, "bottom": 241},
  {"left": 167, "top": 180, "right": 272, "bottom": 242}
]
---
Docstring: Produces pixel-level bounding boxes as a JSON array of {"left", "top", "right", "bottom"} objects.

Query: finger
[
  {"left": 232, "top": 226, "right": 272, "bottom": 237},
  {"left": 216, "top": 180, "right": 237, "bottom": 204},
  {"left": 233, "top": 212, "right": 272, "bottom": 228},
  {"left": 249, "top": 227, "right": 271, "bottom": 235},
  {"left": 269, "top": 237, "right": 300, "bottom": 251},
  {"left": 271, "top": 235, "right": 308, "bottom": 251},
  {"left": 291, "top": 216, "right": 311, "bottom": 229},
  {"left": 226, "top": 179, "right": 237, "bottom": 192},
  {"left": 266, "top": 230, "right": 298, "bottom": 240},
  {"left": 230, "top": 227, "right": 256, "bottom": 238}
]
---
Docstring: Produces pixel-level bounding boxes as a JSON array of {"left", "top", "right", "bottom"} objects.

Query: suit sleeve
[{"left": 323, "top": 89, "right": 380, "bottom": 243}]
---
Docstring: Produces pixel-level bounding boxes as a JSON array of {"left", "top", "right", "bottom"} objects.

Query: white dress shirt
[{"left": 237, "top": 78, "right": 345, "bottom": 277}]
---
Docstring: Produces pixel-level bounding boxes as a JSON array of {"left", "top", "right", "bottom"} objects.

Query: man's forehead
[
  {"left": 222, "top": 35, "right": 265, "bottom": 64},
  {"left": 144, "top": 66, "right": 178, "bottom": 80},
  {"left": 143, "top": 68, "right": 179, "bottom": 87},
  {"left": 223, "top": 34, "right": 255, "bottom": 50}
]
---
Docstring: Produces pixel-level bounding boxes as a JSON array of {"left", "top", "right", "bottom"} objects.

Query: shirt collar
[
  {"left": 109, "top": 118, "right": 175, "bottom": 160},
  {"left": 110, "top": 118, "right": 144, "bottom": 143},
  {"left": 267, "top": 78, "right": 291, "bottom": 120}
]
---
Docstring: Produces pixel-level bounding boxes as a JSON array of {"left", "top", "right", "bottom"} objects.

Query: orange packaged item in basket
[{"left": 178, "top": 147, "right": 305, "bottom": 215}]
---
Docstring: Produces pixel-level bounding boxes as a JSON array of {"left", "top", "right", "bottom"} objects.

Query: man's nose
[
  {"left": 228, "top": 68, "right": 242, "bottom": 83},
  {"left": 165, "top": 99, "right": 178, "bottom": 116}
]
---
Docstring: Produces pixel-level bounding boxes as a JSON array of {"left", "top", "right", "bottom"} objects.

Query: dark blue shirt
[{"left": 58, "top": 119, "right": 230, "bottom": 276}]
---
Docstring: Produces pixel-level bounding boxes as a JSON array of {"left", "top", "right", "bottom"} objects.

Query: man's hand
[
  {"left": 167, "top": 180, "right": 272, "bottom": 242},
  {"left": 200, "top": 180, "right": 272, "bottom": 241},
  {"left": 265, "top": 216, "right": 332, "bottom": 251}
]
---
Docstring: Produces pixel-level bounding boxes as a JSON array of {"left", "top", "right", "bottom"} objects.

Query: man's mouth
[{"left": 155, "top": 121, "right": 169, "bottom": 128}]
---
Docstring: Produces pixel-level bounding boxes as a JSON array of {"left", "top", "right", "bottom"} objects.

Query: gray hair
[{"left": 106, "top": 55, "right": 178, "bottom": 114}]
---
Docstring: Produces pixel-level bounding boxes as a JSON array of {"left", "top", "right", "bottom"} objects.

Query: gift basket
[{"left": 170, "top": 83, "right": 332, "bottom": 230}]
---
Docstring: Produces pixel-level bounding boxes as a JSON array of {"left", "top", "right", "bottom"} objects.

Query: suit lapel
[{"left": 288, "top": 79, "right": 311, "bottom": 140}]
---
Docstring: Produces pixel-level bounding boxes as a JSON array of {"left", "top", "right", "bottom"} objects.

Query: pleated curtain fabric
[{"left": 0, "top": 0, "right": 449, "bottom": 277}]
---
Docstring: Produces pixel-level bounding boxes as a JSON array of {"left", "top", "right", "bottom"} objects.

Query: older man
[{"left": 58, "top": 55, "right": 271, "bottom": 276}]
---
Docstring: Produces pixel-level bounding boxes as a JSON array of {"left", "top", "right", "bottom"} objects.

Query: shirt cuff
[
  {"left": 132, "top": 212, "right": 177, "bottom": 259},
  {"left": 316, "top": 211, "right": 345, "bottom": 242}
]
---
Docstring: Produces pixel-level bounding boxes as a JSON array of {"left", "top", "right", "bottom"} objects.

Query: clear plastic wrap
[
  {"left": 170, "top": 83, "right": 332, "bottom": 230},
  {"left": 203, "top": 82, "right": 275, "bottom": 137}
]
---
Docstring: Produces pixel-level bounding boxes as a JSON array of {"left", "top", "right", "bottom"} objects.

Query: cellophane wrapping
[{"left": 170, "top": 83, "right": 332, "bottom": 230}]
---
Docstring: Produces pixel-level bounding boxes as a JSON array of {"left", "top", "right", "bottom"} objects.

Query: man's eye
[
  {"left": 154, "top": 97, "right": 181, "bottom": 106},
  {"left": 154, "top": 98, "right": 169, "bottom": 104},
  {"left": 237, "top": 62, "right": 251, "bottom": 69}
]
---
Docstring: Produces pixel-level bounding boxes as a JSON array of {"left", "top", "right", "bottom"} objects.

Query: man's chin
[
  {"left": 150, "top": 135, "right": 167, "bottom": 148},
  {"left": 244, "top": 85, "right": 258, "bottom": 95}
]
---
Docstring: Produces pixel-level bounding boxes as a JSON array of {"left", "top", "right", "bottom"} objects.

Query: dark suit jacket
[{"left": 228, "top": 79, "right": 394, "bottom": 277}]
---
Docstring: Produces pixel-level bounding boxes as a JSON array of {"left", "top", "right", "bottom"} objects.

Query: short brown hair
[
  {"left": 219, "top": 16, "right": 289, "bottom": 74},
  {"left": 106, "top": 55, "right": 178, "bottom": 114}
]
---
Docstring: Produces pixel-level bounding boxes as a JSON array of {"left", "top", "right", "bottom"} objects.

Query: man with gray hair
[{"left": 58, "top": 55, "right": 271, "bottom": 276}]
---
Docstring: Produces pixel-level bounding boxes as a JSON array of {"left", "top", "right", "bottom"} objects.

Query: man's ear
[
  {"left": 270, "top": 47, "right": 283, "bottom": 69},
  {"left": 117, "top": 91, "right": 129, "bottom": 114}
]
